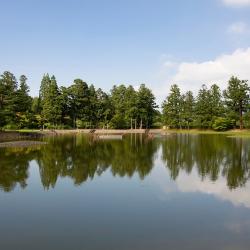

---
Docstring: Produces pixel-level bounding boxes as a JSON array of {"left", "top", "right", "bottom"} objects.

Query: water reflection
[
  {"left": 0, "top": 146, "right": 40, "bottom": 192},
  {"left": 0, "top": 134, "right": 160, "bottom": 191},
  {"left": 161, "top": 134, "right": 250, "bottom": 190},
  {"left": 1, "top": 134, "right": 250, "bottom": 250},
  {"left": 0, "top": 134, "right": 250, "bottom": 192}
]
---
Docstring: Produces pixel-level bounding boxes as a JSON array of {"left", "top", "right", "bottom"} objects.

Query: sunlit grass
[{"left": 164, "top": 129, "right": 250, "bottom": 137}]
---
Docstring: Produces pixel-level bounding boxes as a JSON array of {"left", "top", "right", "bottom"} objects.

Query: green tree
[
  {"left": 58, "top": 86, "right": 71, "bottom": 127},
  {"left": 182, "top": 91, "right": 195, "bottom": 129},
  {"left": 16, "top": 75, "right": 32, "bottom": 113},
  {"left": 210, "top": 84, "right": 224, "bottom": 119},
  {"left": 124, "top": 85, "right": 138, "bottom": 128},
  {"left": 162, "top": 84, "right": 182, "bottom": 128},
  {"left": 88, "top": 84, "right": 98, "bottom": 127},
  {"left": 223, "top": 76, "right": 249, "bottom": 129},
  {"left": 39, "top": 74, "right": 62, "bottom": 127},
  {"left": 96, "top": 88, "right": 112, "bottom": 128},
  {"left": 0, "top": 71, "right": 18, "bottom": 126},
  {"left": 136, "top": 84, "right": 157, "bottom": 129},
  {"left": 68, "top": 79, "right": 90, "bottom": 128},
  {"left": 110, "top": 85, "right": 127, "bottom": 128},
  {"left": 195, "top": 84, "right": 212, "bottom": 128}
]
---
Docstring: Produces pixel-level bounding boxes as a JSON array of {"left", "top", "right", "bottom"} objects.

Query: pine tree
[
  {"left": 110, "top": 85, "right": 127, "bottom": 128},
  {"left": 16, "top": 75, "right": 32, "bottom": 113},
  {"left": 0, "top": 71, "right": 18, "bottom": 126},
  {"left": 223, "top": 76, "right": 250, "bottom": 129},
  {"left": 124, "top": 85, "right": 138, "bottom": 128},
  {"left": 182, "top": 91, "right": 195, "bottom": 129},
  {"left": 210, "top": 84, "right": 224, "bottom": 119},
  {"left": 195, "top": 84, "right": 212, "bottom": 128},
  {"left": 88, "top": 84, "right": 98, "bottom": 127},
  {"left": 68, "top": 79, "right": 90, "bottom": 128},
  {"left": 39, "top": 74, "right": 62, "bottom": 127},
  {"left": 162, "top": 84, "right": 182, "bottom": 128}
]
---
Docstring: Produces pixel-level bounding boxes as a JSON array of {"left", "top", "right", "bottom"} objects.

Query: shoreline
[{"left": 1, "top": 128, "right": 250, "bottom": 142}]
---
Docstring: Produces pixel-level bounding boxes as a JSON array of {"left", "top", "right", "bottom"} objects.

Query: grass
[
  {"left": 2, "top": 129, "right": 41, "bottom": 133},
  {"left": 164, "top": 129, "right": 250, "bottom": 137}
]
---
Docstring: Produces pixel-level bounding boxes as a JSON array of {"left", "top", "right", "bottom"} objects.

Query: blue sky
[{"left": 1, "top": 0, "right": 250, "bottom": 101}]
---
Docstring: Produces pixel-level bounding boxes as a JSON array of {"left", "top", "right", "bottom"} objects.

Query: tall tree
[
  {"left": 162, "top": 84, "right": 182, "bottom": 128},
  {"left": 210, "top": 84, "right": 224, "bottom": 119},
  {"left": 96, "top": 88, "right": 112, "bottom": 127},
  {"left": 0, "top": 71, "right": 18, "bottom": 126},
  {"left": 182, "top": 91, "right": 195, "bottom": 129},
  {"left": 16, "top": 75, "right": 32, "bottom": 113},
  {"left": 68, "top": 79, "right": 90, "bottom": 128},
  {"left": 88, "top": 84, "right": 98, "bottom": 127},
  {"left": 195, "top": 84, "right": 212, "bottom": 128},
  {"left": 58, "top": 86, "right": 71, "bottom": 126},
  {"left": 223, "top": 76, "right": 250, "bottom": 129},
  {"left": 124, "top": 85, "right": 137, "bottom": 128},
  {"left": 136, "top": 84, "right": 157, "bottom": 128},
  {"left": 110, "top": 85, "right": 127, "bottom": 128},
  {"left": 39, "top": 74, "right": 62, "bottom": 127}
]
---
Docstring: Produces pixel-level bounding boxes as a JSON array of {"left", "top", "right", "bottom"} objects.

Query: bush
[
  {"left": 76, "top": 120, "right": 91, "bottom": 129},
  {"left": 212, "top": 117, "right": 235, "bottom": 131},
  {"left": 3, "top": 123, "right": 18, "bottom": 130}
]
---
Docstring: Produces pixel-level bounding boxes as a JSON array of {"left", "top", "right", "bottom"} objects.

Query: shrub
[
  {"left": 3, "top": 123, "right": 18, "bottom": 130},
  {"left": 212, "top": 117, "right": 235, "bottom": 131}
]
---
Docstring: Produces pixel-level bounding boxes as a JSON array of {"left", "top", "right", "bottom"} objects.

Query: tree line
[
  {"left": 0, "top": 71, "right": 249, "bottom": 130},
  {"left": 162, "top": 76, "right": 250, "bottom": 130},
  {"left": 0, "top": 71, "right": 157, "bottom": 129}
]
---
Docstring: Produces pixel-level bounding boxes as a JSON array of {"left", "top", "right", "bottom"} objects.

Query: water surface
[{"left": 0, "top": 134, "right": 250, "bottom": 250}]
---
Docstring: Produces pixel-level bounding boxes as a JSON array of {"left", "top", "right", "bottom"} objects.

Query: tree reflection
[
  {"left": 0, "top": 146, "right": 40, "bottom": 192},
  {"left": 161, "top": 134, "right": 250, "bottom": 189},
  {"left": 1, "top": 134, "right": 250, "bottom": 192},
  {"left": 222, "top": 138, "right": 250, "bottom": 189},
  {"left": 36, "top": 134, "right": 160, "bottom": 189}
]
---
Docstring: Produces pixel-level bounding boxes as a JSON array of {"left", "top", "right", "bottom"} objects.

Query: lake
[{"left": 0, "top": 133, "right": 250, "bottom": 250}]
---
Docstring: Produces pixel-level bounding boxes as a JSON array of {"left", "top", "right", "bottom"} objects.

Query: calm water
[{"left": 0, "top": 134, "right": 250, "bottom": 250}]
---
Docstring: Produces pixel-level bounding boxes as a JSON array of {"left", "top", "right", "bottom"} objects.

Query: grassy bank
[{"left": 163, "top": 129, "right": 250, "bottom": 137}]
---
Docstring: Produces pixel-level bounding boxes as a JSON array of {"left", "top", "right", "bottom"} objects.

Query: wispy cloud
[
  {"left": 222, "top": 0, "right": 250, "bottom": 7},
  {"left": 227, "top": 22, "right": 248, "bottom": 34}
]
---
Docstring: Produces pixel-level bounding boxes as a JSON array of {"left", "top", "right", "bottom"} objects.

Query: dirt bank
[
  {"left": 0, "top": 131, "right": 44, "bottom": 142},
  {"left": 0, "top": 140, "right": 47, "bottom": 148}
]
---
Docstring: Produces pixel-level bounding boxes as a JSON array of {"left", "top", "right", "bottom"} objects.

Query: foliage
[
  {"left": 1, "top": 71, "right": 250, "bottom": 130},
  {"left": 162, "top": 84, "right": 182, "bottom": 128},
  {"left": 223, "top": 76, "right": 250, "bottom": 129},
  {"left": 212, "top": 117, "right": 235, "bottom": 131}
]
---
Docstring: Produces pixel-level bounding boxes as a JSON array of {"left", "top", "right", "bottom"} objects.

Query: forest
[{"left": 0, "top": 71, "right": 249, "bottom": 130}]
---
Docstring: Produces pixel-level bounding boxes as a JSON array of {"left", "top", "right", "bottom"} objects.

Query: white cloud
[
  {"left": 222, "top": 0, "right": 250, "bottom": 7},
  {"left": 227, "top": 22, "right": 248, "bottom": 34},
  {"left": 163, "top": 61, "right": 177, "bottom": 69},
  {"left": 153, "top": 163, "right": 250, "bottom": 209},
  {"left": 157, "top": 48, "right": 250, "bottom": 97},
  {"left": 176, "top": 170, "right": 250, "bottom": 208}
]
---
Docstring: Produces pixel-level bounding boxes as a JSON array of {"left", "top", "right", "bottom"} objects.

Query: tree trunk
[{"left": 240, "top": 107, "right": 243, "bottom": 130}]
